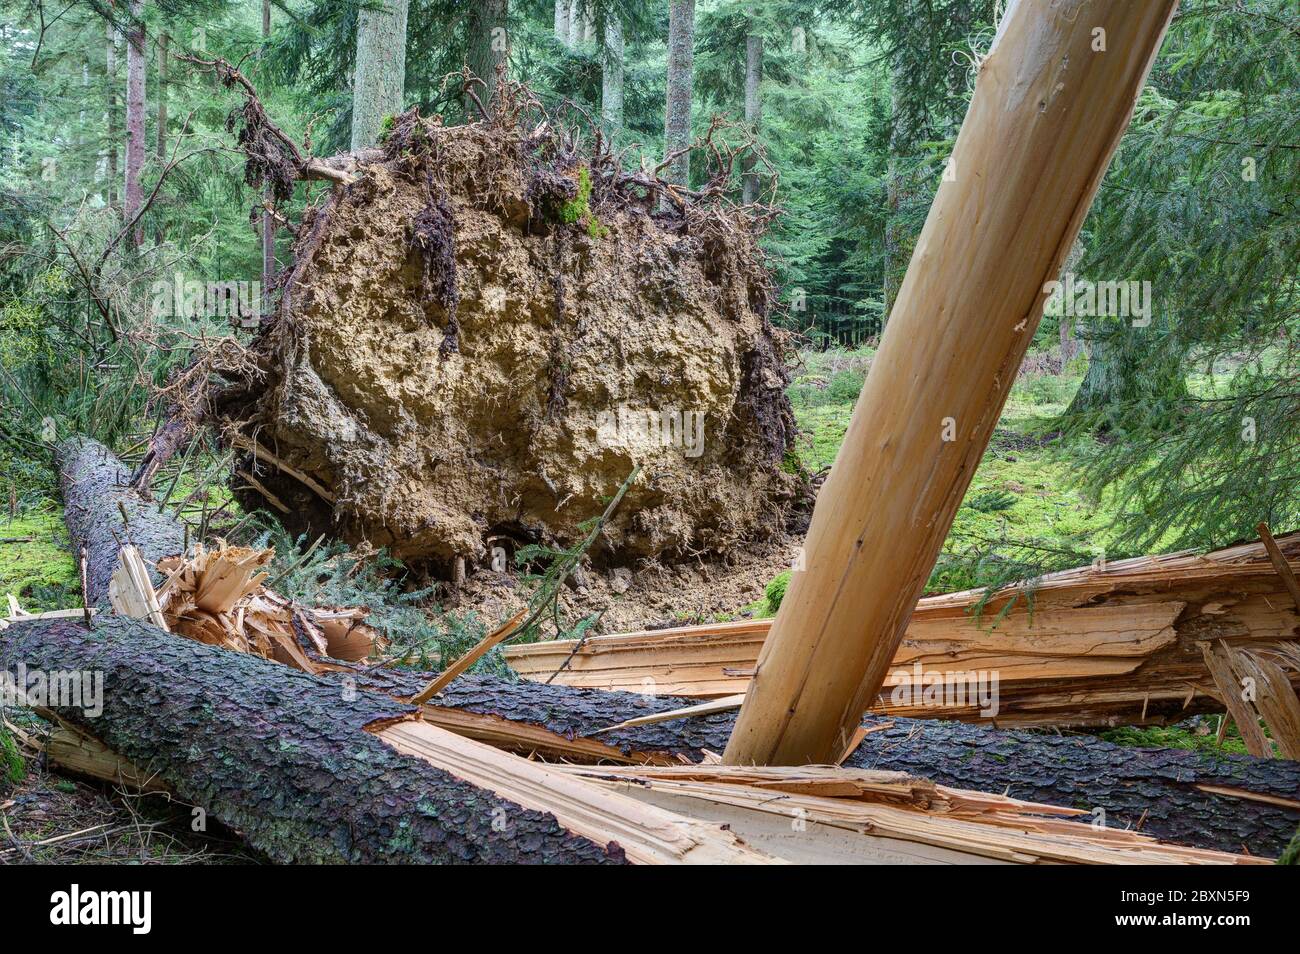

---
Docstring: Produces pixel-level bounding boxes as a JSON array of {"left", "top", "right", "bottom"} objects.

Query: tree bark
[
  {"left": 601, "top": 14, "right": 624, "bottom": 136},
  {"left": 350, "top": 0, "right": 410, "bottom": 152},
  {"left": 261, "top": 0, "right": 275, "bottom": 295},
  {"left": 567, "top": 0, "right": 581, "bottom": 47},
  {"left": 155, "top": 32, "right": 167, "bottom": 160},
  {"left": 56, "top": 436, "right": 186, "bottom": 606},
  {"left": 555, "top": 0, "right": 569, "bottom": 44},
  {"left": 466, "top": 0, "right": 509, "bottom": 112},
  {"left": 105, "top": 20, "right": 119, "bottom": 208},
  {"left": 724, "top": 0, "right": 1180, "bottom": 767},
  {"left": 124, "top": 0, "right": 146, "bottom": 247},
  {"left": 0, "top": 616, "right": 624, "bottom": 864},
  {"left": 742, "top": 34, "right": 762, "bottom": 205},
  {"left": 662, "top": 0, "right": 696, "bottom": 190}
]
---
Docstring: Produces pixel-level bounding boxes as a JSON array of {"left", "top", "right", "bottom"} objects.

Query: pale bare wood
[
  {"left": 723, "top": 0, "right": 1180, "bottom": 765},
  {"left": 226, "top": 434, "right": 337, "bottom": 502},
  {"left": 1258, "top": 522, "right": 1300, "bottom": 611},
  {"left": 45, "top": 724, "right": 171, "bottom": 794},
  {"left": 377, "top": 720, "right": 782, "bottom": 864},
  {"left": 590, "top": 693, "right": 747, "bottom": 735},
  {"left": 507, "top": 533, "right": 1300, "bottom": 731},
  {"left": 555, "top": 765, "right": 1265, "bottom": 865},
  {"left": 409, "top": 609, "right": 528, "bottom": 704},
  {"left": 108, "top": 545, "right": 169, "bottom": 631}
]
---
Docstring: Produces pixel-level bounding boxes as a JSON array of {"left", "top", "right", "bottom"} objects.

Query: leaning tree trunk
[
  {"left": 351, "top": 0, "right": 410, "bottom": 152},
  {"left": 662, "top": 0, "right": 696, "bottom": 190},
  {"left": 467, "top": 0, "right": 509, "bottom": 112},
  {"left": 601, "top": 15, "right": 624, "bottom": 136},
  {"left": 0, "top": 616, "right": 623, "bottom": 864},
  {"left": 724, "top": 0, "right": 1180, "bottom": 767},
  {"left": 56, "top": 436, "right": 186, "bottom": 605},
  {"left": 123, "top": 0, "right": 146, "bottom": 247}
]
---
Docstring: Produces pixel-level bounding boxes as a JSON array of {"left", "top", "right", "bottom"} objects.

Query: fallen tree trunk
[
  {"left": 0, "top": 615, "right": 633, "bottom": 864},
  {"left": 57, "top": 436, "right": 187, "bottom": 605},
  {"left": 334, "top": 665, "right": 1300, "bottom": 857},
  {"left": 504, "top": 534, "right": 1300, "bottom": 738}
]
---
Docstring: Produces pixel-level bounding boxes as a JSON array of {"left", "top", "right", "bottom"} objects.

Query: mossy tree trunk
[
  {"left": 466, "top": 0, "right": 509, "bottom": 112},
  {"left": 601, "top": 14, "right": 624, "bottom": 135}
]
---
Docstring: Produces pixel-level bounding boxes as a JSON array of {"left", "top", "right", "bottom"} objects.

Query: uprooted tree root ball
[{"left": 218, "top": 84, "right": 802, "bottom": 576}]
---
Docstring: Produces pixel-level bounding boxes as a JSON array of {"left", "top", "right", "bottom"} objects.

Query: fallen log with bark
[
  {"left": 0, "top": 615, "right": 1273, "bottom": 864},
  {"left": 504, "top": 535, "right": 1300, "bottom": 747},
  {"left": 57, "top": 436, "right": 188, "bottom": 605}
]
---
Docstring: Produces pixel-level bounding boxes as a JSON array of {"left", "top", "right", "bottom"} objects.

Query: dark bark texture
[
  {"left": 344, "top": 666, "right": 1300, "bottom": 856},
  {"left": 56, "top": 436, "right": 187, "bottom": 605},
  {"left": 0, "top": 616, "right": 624, "bottom": 864}
]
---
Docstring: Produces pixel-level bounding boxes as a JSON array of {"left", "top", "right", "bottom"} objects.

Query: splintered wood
[
  {"left": 108, "top": 541, "right": 383, "bottom": 672},
  {"left": 504, "top": 533, "right": 1300, "bottom": 750},
  {"left": 377, "top": 720, "right": 1267, "bottom": 865}
]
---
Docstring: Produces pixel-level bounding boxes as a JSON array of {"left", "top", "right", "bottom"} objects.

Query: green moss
[
  {"left": 0, "top": 506, "right": 78, "bottom": 611},
  {"left": 763, "top": 570, "right": 791, "bottom": 617},
  {"left": 558, "top": 167, "right": 608, "bottom": 238},
  {"left": 0, "top": 725, "right": 24, "bottom": 786},
  {"left": 1097, "top": 719, "right": 1253, "bottom": 756}
]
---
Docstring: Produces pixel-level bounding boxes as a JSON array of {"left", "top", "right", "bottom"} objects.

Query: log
[
  {"left": 0, "top": 615, "right": 632, "bottom": 864},
  {"left": 57, "top": 436, "right": 187, "bottom": 605},
  {"left": 338, "top": 665, "right": 1300, "bottom": 856},
  {"left": 725, "top": 0, "right": 1180, "bottom": 765},
  {"left": 504, "top": 534, "right": 1300, "bottom": 734}
]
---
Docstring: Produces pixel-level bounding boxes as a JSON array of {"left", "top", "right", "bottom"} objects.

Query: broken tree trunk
[
  {"left": 0, "top": 615, "right": 633, "bottom": 864},
  {"left": 334, "top": 665, "right": 1300, "bottom": 856},
  {"left": 725, "top": 0, "right": 1180, "bottom": 766},
  {"left": 504, "top": 533, "right": 1300, "bottom": 737},
  {"left": 57, "top": 436, "right": 188, "bottom": 605}
]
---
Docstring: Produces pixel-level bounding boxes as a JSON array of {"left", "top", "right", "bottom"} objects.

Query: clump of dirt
[{"left": 223, "top": 95, "right": 800, "bottom": 577}]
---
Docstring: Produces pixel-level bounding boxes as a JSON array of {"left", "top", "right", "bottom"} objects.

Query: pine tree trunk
[
  {"left": 0, "top": 616, "right": 624, "bottom": 864},
  {"left": 123, "top": 0, "right": 146, "bottom": 247},
  {"left": 155, "top": 32, "right": 167, "bottom": 160},
  {"left": 105, "top": 21, "right": 119, "bottom": 208},
  {"left": 601, "top": 15, "right": 624, "bottom": 135},
  {"left": 466, "top": 0, "right": 509, "bottom": 112},
  {"left": 1065, "top": 323, "right": 1188, "bottom": 423},
  {"left": 662, "top": 0, "right": 696, "bottom": 190},
  {"left": 567, "top": 0, "right": 580, "bottom": 47},
  {"left": 261, "top": 0, "right": 275, "bottom": 297},
  {"left": 350, "top": 0, "right": 410, "bottom": 152},
  {"left": 741, "top": 34, "right": 762, "bottom": 205},
  {"left": 554, "top": 0, "right": 569, "bottom": 43},
  {"left": 56, "top": 437, "right": 186, "bottom": 606},
  {"left": 724, "top": 0, "right": 1179, "bottom": 767}
]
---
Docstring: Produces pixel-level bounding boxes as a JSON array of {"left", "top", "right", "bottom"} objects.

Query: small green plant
[
  {"left": 763, "top": 570, "right": 792, "bottom": 616},
  {"left": 964, "top": 489, "right": 1017, "bottom": 513}
]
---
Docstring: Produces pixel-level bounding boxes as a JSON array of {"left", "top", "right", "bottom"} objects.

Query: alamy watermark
[
  {"left": 1042, "top": 272, "right": 1153, "bottom": 327},
  {"left": 885, "top": 662, "right": 1000, "bottom": 718},
  {"left": 1, "top": 663, "right": 103, "bottom": 717},
  {"left": 150, "top": 272, "right": 262, "bottom": 327},
  {"left": 596, "top": 405, "right": 706, "bottom": 458}
]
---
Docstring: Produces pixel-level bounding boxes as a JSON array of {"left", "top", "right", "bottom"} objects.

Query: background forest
[{"left": 0, "top": 0, "right": 1297, "bottom": 621}]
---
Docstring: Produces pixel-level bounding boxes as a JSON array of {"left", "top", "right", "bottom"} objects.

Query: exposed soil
[
  {"left": 223, "top": 107, "right": 801, "bottom": 579},
  {"left": 445, "top": 529, "right": 801, "bottom": 634}
]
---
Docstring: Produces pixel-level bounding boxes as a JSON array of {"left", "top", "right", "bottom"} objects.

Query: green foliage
[
  {"left": 1097, "top": 719, "right": 1251, "bottom": 757},
  {"left": 0, "top": 507, "right": 78, "bottom": 611}
]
